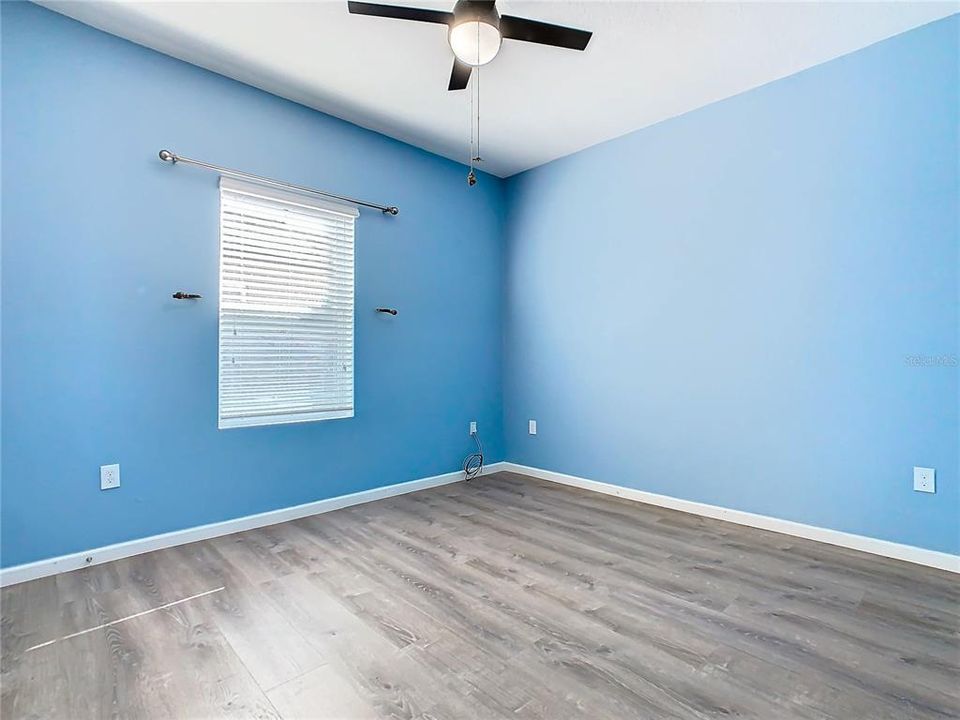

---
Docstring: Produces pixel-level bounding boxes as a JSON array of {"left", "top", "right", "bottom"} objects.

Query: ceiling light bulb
[{"left": 449, "top": 21, "right": 501, "bottom": 66}]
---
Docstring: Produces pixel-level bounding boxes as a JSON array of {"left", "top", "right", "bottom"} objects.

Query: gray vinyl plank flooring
[{"left": 1, "top": 471, "right": 958, "bottom": 719}]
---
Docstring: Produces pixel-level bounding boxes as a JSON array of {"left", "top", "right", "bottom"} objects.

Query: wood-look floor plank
[
  {"left": 3, "top": 578, "right": 280, "bottom": 720},
  {"left": 267, "top": 665, "right": 375, "bottom": 720},
  {"left": 173, "top": 540, "right": 326, "bottom": 691},
  {"left": 260, "top": 571, "right": 473, "bottom": 719}
]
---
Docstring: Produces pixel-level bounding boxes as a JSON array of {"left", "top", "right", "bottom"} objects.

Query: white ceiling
[{"left": 39, "top": 1, "right": 958, "bottom": 177}]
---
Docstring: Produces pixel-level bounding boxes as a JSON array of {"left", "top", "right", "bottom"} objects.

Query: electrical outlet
[
  {"left": 913, "top": 467, "right": 935, "bottom": 493},
  {"left": 469, "top": 421, "right": 477, "bottom": 435},
  {"left": 528, "top": 419, "right": 537, "bottom": 435},
  {"left": 100, "top": 464, "right": 120, "bottom": 490}
]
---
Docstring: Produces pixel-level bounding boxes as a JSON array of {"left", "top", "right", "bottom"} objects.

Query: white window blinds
[{"left": 218, "top": 177, "right": 357, "bottom": 429}]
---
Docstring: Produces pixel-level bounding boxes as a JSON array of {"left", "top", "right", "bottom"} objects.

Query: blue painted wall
[
  {"left": 1, "top": 2, "right": 506, "bottom": 567},
  {"left": 504, "top": 16, "right": 959, "bottom": 554}
]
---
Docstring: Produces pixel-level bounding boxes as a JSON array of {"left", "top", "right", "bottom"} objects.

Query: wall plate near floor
[
  {"left": 913, "top": 467, "right": 935, "bottom": 493},
  {"left": 528, "top": 419, "right": 537, "bottom": 435},
  {"left": 100, "top": 463, "right": 120, "bottom": 490}
]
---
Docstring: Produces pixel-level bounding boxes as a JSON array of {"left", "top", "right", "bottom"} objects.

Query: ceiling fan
[{"left": 347, "top": 0, "right": 593, "bottom": 90}]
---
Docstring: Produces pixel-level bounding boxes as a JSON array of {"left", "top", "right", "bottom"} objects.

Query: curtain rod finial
[{"left": 158, "top": 149, "right": 177, "bottom": 163}]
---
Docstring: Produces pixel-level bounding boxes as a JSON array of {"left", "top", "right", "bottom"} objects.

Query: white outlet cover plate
[
  {"left": 529, "top": 420, "right": 537, "bottom": 435},
  {"left": 100, "top": 463, "right": 120, "bottom": 490},
  {"left": 469, "top": 421, "right": 477, "bottom": 435},
  {"left": 913, "top": 466, "right": 935, "bottom": 493}
]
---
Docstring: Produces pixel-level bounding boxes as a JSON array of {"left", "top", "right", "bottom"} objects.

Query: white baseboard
[
  {"left": 0, "top": 463, "right": 506, "bottom": 588},
  {"left": 499, "top": 462, "right": 960, "bottom": 574},
  {"left": 8, "top": 459, "right": 950, "bottom": 585}
]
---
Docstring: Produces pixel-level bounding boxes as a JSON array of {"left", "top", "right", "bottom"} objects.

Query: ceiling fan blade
[
  {"left": 448, "top": 59, "right": 472, "bottom": 90},
  {"left": 499, "top": 15, "right": 592, "bottom": 51},
  {"left": 347, "top": 1, "right": 452, "bottom": 25}
]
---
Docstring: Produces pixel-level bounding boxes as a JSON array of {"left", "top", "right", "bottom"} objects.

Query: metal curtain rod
[{"left": 157, "top": 150, "right": 399, "bottom": 215}]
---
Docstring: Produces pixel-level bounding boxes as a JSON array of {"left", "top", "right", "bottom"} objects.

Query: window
[{"left": 218, "top": 177, "right": 356, "bottom": 429}]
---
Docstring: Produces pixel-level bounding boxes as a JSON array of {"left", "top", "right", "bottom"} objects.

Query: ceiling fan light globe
[{"left": 449, "top": 20, "right": 501, "bottom": 66}]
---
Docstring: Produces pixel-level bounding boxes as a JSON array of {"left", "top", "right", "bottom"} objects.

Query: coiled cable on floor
[{"left": 463, "top": 431, "right": 484, "bottom": 481}]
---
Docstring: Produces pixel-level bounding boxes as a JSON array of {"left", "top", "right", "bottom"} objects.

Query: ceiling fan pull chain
[
  {"left": 466, "top": 20, "right": 481, "bottom": 186},
  {"left": 469, "top": 45, "right": 474, "bottom": 169},
  {"left": 476, "top": 19, "right": 481, "bottom": 164},
  {"left": 467, "top": 37, "right": 477, "bottom": 186}
]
